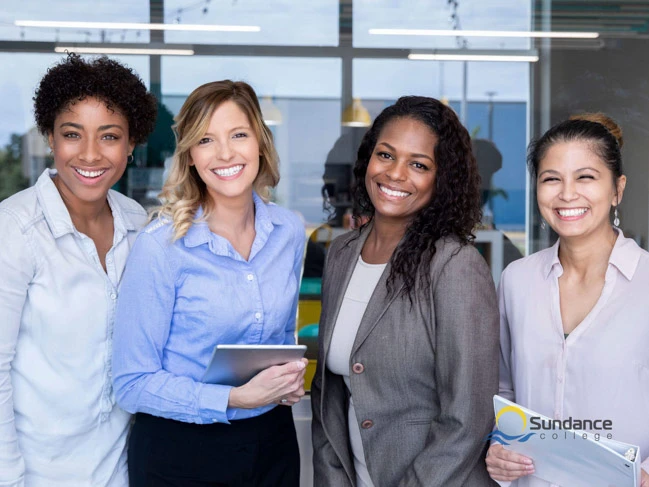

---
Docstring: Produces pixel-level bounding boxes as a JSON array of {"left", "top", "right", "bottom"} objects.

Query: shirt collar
[
  {"left": 542, "top": 238, "right": 562, "bottom": 279},
  {"left": 106, "top": 190, "right": 140, "bottom": 234},
  {"left": 542, "top": 228, "right": 641, "bottom": 281},
  {"left": 35, "top": 168, "right": 138, "bottom": 239},
  {"left": 608, "top": 229, "right": 642, "bottom": 280},
  {"left": 183, "top": 192, "right": 280, "bottom": 255},
  {"left": 35, "top": 169, "right": 75, "bottom": 238}
]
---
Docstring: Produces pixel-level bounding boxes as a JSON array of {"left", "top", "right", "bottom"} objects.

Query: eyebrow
[
  {"left": 538, "top": 167, "right": 601, "bottom": 177},
  {"left": 377, "top": 142, "right": 434, "bottom": 163},
  {"left": 203, "top": 126, "right": 252, "bottom": 137},
  {"left": 58, "top": 122, "right": 125, "bottom": 131},
  {"left": 576, "top": 166, "right": 601, "bottom": 173}
]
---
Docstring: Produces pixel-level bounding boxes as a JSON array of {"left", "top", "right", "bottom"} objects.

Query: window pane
[
  {"left": 0, "top": 0, "right": 151, "bottom": 43},
  {"left": 354, "top": 0, "right": 531, "bottom": 50},
  {"left": 164, "top": 0, "right": 338, "bottom": 46}
]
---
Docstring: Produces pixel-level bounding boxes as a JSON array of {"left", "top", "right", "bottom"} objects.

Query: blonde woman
[{"left": 112, "top": 80, "right": 307, "bottom": 487}]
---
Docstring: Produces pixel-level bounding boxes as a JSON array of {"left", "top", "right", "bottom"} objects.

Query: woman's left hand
[{"left": 641, "top": 468, "right": 648, "bottom": 487}]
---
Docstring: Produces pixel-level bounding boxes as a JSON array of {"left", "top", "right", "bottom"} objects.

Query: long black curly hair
[
  {"left": 33, "top": 53, "right": 157, "bottom": 144},
  {"left": 351, "top": 96, "right": 482, "bottom": 300}
]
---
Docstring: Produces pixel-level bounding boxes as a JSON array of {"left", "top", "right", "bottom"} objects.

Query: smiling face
[
  {"left": 48, "top": 97, "right": 134, "bottom": 210},
  {"left": 536, "top": 140, "right": 626, "bottom": 241},
  {"left": 189, "top": 100, "right": 260, "bottom": 206},
  {"left": 365, "top": 117, "right": 437, "bottom": 225}
]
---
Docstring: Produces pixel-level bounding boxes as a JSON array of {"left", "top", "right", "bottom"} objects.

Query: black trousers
[{"left": 128, "top": 406, "right": 300, "bottom": 487}]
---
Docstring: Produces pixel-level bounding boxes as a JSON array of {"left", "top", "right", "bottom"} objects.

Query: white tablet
[{"left": 202, "top": 344, "right": 307, "bottom": 387}]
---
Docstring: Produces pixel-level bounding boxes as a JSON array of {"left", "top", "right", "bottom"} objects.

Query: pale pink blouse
[{"left": 499, "top": 230, "right": 649, "bottom": 487}]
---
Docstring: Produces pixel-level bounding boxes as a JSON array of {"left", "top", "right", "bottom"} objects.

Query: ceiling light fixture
[
  {"left": 408, "top": 50, "right": 538, "bottom": 62},
  {"left": 55, "top": 46, "right": 194, "bottom": 56},
  {"left": 370, "top": 28, "right": 598, "bottom": 39},
  {"left": 342, "top": 98, "right": 372, "bottom": 127},
  {"left": 16, "top": 20, "right": 260, "bottom": 33}
]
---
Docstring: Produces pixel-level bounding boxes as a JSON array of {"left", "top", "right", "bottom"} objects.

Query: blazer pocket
[{"left": 405, "top": 418, "right": 433, "bottom": 426}]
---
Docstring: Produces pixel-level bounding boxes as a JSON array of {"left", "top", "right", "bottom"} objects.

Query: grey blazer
[{"left": 311, "top": 225, "right": 500, "bottom": 487}]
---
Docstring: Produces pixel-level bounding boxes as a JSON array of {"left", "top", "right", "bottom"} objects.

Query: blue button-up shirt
[{"left": 112, "top": 193, "right": 305, "bottom": 424}]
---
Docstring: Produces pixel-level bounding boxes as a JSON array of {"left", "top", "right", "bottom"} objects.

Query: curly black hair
[
  {"left": 351, "top": 96, "right": 482, "bottom": 300},
  {"left": 33, "top": 53, "right": 157, "bottom": 144}
]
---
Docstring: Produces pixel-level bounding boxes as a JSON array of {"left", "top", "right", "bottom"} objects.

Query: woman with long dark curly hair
[
  {"left": 311, "top": 96, "right": 500, "bottom": 487},
  {"left": 0, "top": 53, "right": 156, "bottom": 486}
]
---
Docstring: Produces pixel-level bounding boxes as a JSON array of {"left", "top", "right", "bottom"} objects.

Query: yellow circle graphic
[{"left": 495, "top": 406, "right": 527, "bottom": 433}]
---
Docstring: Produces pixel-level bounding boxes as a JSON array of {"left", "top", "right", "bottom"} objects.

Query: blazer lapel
[
  {"left": 320, "top": 220, "right": 406, "bottom": 358},
  {"left": 351, "top": 260, "right": 404, "bottom": 356},
  {"left": 321, "top": 227, "right": 371, "bottom": 357}
]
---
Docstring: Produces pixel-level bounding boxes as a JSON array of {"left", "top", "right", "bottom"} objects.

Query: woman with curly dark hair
[
  {"left": 0, "top": 53, "right": 156, "bottom": 486},
  {"left": 311, "top": 96, "right": 500, "bottom": 487}
]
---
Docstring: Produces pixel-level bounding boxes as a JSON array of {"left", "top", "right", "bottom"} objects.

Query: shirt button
[
  {"left": 554, "top": 413, "right": 561, "bottom": 420},
  {"left": 361, "top": 420, "right": 374, "bottom": 429},
  {"left": 352, "top": 363, "right": 365, "bottom": 374},
  {"left": 247, "top": 274, "right": 254, "bottom": 281},
  {"left": 106, "top": 257, "right": 113, "bottom": 264},
  {"left": 212, "top": 419, "right": 218, "bottom": 423},
  {"left": 110, "top": 293, "right": 117, "bottom": 300},
  {"left": 255, "top": 312, "right": 261, "bottom": 320}
]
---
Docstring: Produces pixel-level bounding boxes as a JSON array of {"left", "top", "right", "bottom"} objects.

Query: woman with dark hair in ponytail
[
  {"left": 486, "top": 113, "right": 649, "bottom": 487},
  {"left": 311, "top": 96, "right": 500, "bottom": 487}
]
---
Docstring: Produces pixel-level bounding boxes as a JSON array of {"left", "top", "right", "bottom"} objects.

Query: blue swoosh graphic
[{"left": 484, "top": 430, "right": 537, "bottom": 445}]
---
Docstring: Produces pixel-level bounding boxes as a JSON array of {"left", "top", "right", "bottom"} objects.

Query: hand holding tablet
[{"left": 203, "top": 344, "right": 308, "bottom": 409}]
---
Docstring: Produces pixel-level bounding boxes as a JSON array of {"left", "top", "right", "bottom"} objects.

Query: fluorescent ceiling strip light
[
  {"left": 408, "top": 53, "right": 538, "bottom": 62},
  {"left": 55, "top": 46, "right": 194, "bottom": 56},
  {"left": 370, "top": 28, "right": 598, "bottom": 39},
  {"left": 16, "top": 20, "right": 260, "bottom": 32}
]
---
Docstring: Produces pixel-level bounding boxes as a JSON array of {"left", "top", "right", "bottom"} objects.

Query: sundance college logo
[{"left": 485, "top": 405, "right": 614, "bottom": 446}]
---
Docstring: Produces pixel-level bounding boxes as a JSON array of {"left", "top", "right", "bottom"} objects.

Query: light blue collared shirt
[
  {"left": 0, "top": 169, "right": 146, "bottom": 487},
  {"left": 112, "top": 193, "right": 305, "bottom": 424}
]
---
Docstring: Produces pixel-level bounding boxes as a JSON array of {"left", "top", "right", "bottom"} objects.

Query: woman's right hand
[
  {"left": 486, "top": 444, "right": 535, "bottom": 482},
  {"left": 227, "top": 358, "right": 308, "bottom": 409}
]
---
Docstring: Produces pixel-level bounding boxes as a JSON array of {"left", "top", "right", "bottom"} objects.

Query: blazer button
[
  {"left": 352, "top": 362, "right": 365, "bottom": 374},
  {"left": 361, "top": 420, "right": 374, "bottom": 429}
]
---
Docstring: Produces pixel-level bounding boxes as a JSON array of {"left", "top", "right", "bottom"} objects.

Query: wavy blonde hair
[{"left": 156, "top": 80, "right": 280, "bottom": 240}]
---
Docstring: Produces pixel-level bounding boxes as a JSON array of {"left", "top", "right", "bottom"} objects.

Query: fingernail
[{"left": 296, "top": 361, "right": 305, "bottom": 369}]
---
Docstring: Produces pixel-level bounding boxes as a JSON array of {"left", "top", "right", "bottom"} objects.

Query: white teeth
[
  {"left": 558, "top": 208, "right": 588, "bottom": 217},
  {"left": 379, "top": 184, "right": 409, "bottom": 198},
  {"left": 213, "top": 165, "right": 243, "bottom": 177},
  {"left": 75, "top": 168, "right": 106, "bottom": 178}
]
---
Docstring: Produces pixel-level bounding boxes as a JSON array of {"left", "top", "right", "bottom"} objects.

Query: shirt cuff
[{"left": 197, "top": 383, "right": 232, "bottom": 424}]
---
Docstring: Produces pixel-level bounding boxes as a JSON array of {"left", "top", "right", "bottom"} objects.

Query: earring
[
  {"left": 127, "top": 153, "right": 134, "bottom": 164},
  {"left": 614, "top": 207, "right": 620, "bottom": 227},
  {"left": 541, "top": 219, "right": 546, "bottom": 230}
]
